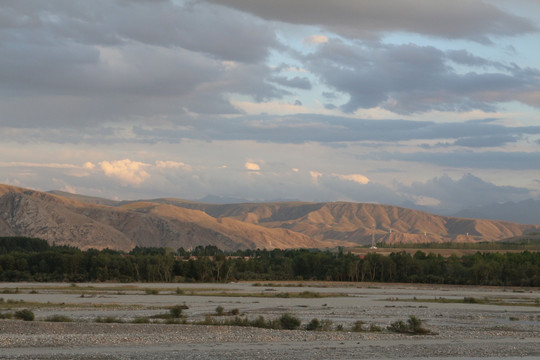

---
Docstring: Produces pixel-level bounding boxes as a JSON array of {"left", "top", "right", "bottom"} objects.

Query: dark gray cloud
[
  {"left": 206, "top": 0, "right": 537, "bottom": 42},
  {"left": 0, "top": 0, "right": 283, "bottom": 127},
  {"left": 452, "top": 134, "right": 521, "bottom": 148},
  {"left": 1, "top": 1, "right": 277, "bottom": 62},
  {"left": 305, "top": 40, "right": 540, "bottom": 114},
  {"left": 123, "top": 114, "right": 540, "bottom": 149}
]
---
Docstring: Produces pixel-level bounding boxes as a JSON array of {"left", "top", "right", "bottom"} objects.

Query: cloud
[
  {"left": 83, "top": 162, "right": 96, "bottom": 170},
  {"left": 0, "top": 1, "right": 284, "bottom": 129},
  {"left": 396, "top": 173, "right": 532, "bottom": 213},
  {"left": 304, "top": 40, "right": 540, "bottom": 114},
  {"left": 245, "top": 162, "right": 261, "bottom": 171},
  {"left": 334, "top": 173, "right": 370, "bottom": 184},
  {"left": 303, "top": 35, "right": 328, "bottom": 44},
  {"left": 99, "top": 159, "right": 151, "bottom": 186},
  {"left": 374, "top": 150, "right": 540, "bottom": 170},
  {"left": 269, "top": 76, "right": 312, "bottom": 90},
  {"left": 155, "top": 160, "right": 192, "bottom": 171},
  {"left": 310, "top": 171, "right": 322, "bottom": 183},
  {"left": 207, "top": 0, "right": 537, "bottom": 42}
]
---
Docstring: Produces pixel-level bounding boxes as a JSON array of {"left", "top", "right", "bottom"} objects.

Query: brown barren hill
[{"left": 0, "top": 184, "right": 539, "bottom": 250}]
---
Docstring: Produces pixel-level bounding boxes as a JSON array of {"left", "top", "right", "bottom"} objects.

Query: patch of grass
[
  {"left": 1, "top": 288, "right": 19, "bottom": 294},
  {"left": 144, "top": 289, "right": 159, "bottom": 295},
  {"left": 400, "top": 296, "right": 539, "bottom": 307},
  {"left": 131, "top": 317, "right": 150, "bottom": 324},
  {"left": 296, "top": 291, "right": 321, "bottom": 298},
  {"left": 0, "top": 312, "right": 13, "bottom": 319}
]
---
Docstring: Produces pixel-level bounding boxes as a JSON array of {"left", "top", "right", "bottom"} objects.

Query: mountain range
[{"left": 0, "top": 184, "right": 538, "bottom": 251}]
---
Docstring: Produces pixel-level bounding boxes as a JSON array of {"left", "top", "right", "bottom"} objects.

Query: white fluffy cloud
[{"left": 100, "top": 159, "right": 151, "bottom": 186}]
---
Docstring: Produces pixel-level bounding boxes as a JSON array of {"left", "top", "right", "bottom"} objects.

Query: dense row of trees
[{"left": 1, "top": 237, "right": 539, "bottom": 286}]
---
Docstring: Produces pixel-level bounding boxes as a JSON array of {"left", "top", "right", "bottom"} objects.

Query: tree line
[{"left": 1, "top": 237, "right": 539, "bottom": 286}]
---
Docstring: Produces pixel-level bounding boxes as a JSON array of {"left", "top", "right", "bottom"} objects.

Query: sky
[{"left": 1, "top": 0, "right": 539, "bottom": 215}]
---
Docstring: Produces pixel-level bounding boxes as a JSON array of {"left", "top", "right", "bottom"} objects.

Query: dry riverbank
[{"left": 1, "top": 282, "right": 539, "bottom": 359}]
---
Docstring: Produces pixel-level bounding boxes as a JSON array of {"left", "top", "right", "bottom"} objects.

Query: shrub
[
  {"left": 306, "top": 318, "right": 320, "bottom": 331},
  {"left": 170, "top": 305, "right": 185, "bottom": 318},
  {"left": 251, "top": 315, "right": 268, "bottom": 328},
  {"left": 388, "top": 316, "right": 432, "bottom": 335},
  {"left": 14, "top": 309, "right": 34, "bottom": 321},
  {"left": 95, "top": 316, "right": 124, "bottom": 323},
  {"left": 15, "top": 309, "right": 34, "bottom": 321},
  {"left": 175, "top": 288, "right": 184, "bottom": 295},
  {"left": 230, "top": 308, "right": 240, "bottom": 316},
  {"left": 388, "top": 319, "right": 408, "bottom": 333},
  {"left": 145, "top": 289, "right": 159, "bottom": 295},
  {"left": 279, "top": 313, "right": 301, "bottom": 330},
  {"left": 215, "top": 306, "right": 224, "bottom": 316},
  {"left": 351, "top": 320, "right": 365, "bottom": 332},
  {"left": 45, "top": 315, "right": 73, "bottom": 322},
  {"left": 407, "top": 315, "right": 430, "bottom": 334}
]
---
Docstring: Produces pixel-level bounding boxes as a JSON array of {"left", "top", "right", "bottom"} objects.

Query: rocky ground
[{"left": 1, "top": 282, "right": 539, "bottom": 359}]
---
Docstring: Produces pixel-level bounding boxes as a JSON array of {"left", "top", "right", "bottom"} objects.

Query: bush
[
  {"left": 388, "top": 320, "right": 408, "bottom": 333},
  {"left": 14, "top": 309, "right": 34, "bottom": 321},
  {"left": 45, "top": 315, "right": 73, "bottom": 322},
  {"left": 279, "top": 313, "right": 301, "bottom": 330},
  {"left": 170, "top": 305, "right": 185, "bottom": 318},
  {"left": 306, "top": 318, "right": 320, "bottom": 331},
  {"left": 388, "top": 315, "right": 432, "bottom": 335},
  {"left": 95, "top": 316, "right": 124, "bottom": 323},
  {"left": 215, "top": 306, "right": 224, "bottom": 316},
  {"left": 351, "top": 320, "right": 365, "bottom": 332},
  {"left": 407, "top": 315, "right": 430, "bottom": 334}
]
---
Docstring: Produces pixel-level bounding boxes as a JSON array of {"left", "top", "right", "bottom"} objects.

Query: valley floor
[{"left": 0, "top": 282, "right": 539, "bottom": 359}]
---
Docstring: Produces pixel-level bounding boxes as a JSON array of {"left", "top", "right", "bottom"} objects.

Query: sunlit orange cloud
[{"left": 245, "top": 162, "right": 261, "bottom": 171}]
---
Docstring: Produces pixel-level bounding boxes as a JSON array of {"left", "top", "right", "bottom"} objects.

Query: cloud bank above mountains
[{"left": 1, "top": 0, "right": 539, "bottom": 214}]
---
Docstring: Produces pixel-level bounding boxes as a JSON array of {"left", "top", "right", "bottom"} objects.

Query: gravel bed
[
  {"left": 1, "top": 320, "right": 539, "bottom": 359},
  {"left": 1, "top": 282, "right": 539, "bottom": 359}
]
